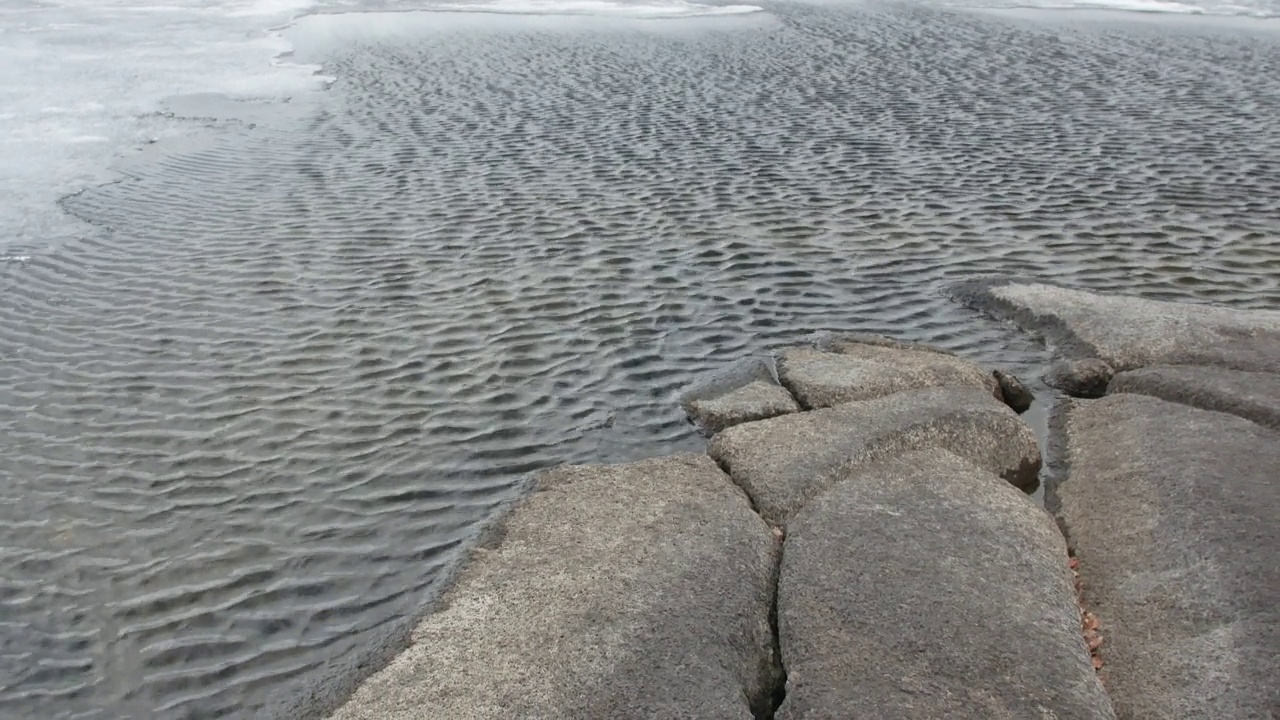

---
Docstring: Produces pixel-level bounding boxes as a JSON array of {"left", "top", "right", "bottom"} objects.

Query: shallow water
[{"left": 2, "top": 3, "right": 1279, "bottom": 718}]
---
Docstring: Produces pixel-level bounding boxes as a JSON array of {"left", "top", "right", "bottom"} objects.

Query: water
[
  {"left": 3, "top": 0, "right": 1279, "bottom": 718},
  {"left": 952, "top": 0, "right": 1278, "bottom": 17}
]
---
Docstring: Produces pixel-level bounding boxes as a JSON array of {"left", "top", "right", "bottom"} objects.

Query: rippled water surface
[{"left": 3, "top": 3, "right": 1279, "bottom": 718}]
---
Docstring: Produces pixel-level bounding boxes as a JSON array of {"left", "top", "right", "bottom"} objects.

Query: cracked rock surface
[
  {"left": 684, "top": 379, "right": 801, "bottom": 435},
  {"left": 777, "top": 342, "right": 999, "bottom": 410},
  {"left": 709, "top": 386, "right": 1041, "bottom": 526},
  {"left": 1108, "top": 364, "right": 1280, "bottom": 430},
  {"left": 327, "top": 454, "right": 779, "bottom": 720},
  {"left": 1052, "top": 395, "right": 1280, "bottom": 719},
  {"left": 778, "top": 449, "right": 1114, "bottom": 720},
  {"left": 954, "top": 280, "right": 1280, "bottom": 373}
]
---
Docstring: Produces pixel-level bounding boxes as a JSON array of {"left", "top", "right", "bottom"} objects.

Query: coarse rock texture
[
  {"left": 683, "top": 378, "right": 801, "bottom": 435},
  {"left": 708, "top": 386, "right": 1041, "bottom": 526},
  {"left": 820, "top": 332, "right": 954, "bottom": 356},
  {"left": 993, "top": 369, "right": 1035, "bottom": 412},
  {"left": 1108, "top": 364, "right": 1280, "bottom": 431},
  {"left": 1045, "top": 358, "right": 1115, "bottom": 399},
  {"left": 777, "top": 450, "right": 1115, "bottom": 720},
  {"left": 327, "top": 454, "right": 780, "bottom": 720},
  {"left": 1052, "top": 394, "right": 1280, "bottom": 719},
  {"left": 776, "top": 342, "right": 999, "bottom": 410},
  {"left": 953, "top": 280, "right": 1280, "bottom": 372}
]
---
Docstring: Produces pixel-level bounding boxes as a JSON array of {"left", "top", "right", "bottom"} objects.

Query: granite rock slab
[
  {"left": 777, "top": 341, "right": 999, "bottom": 410},
  {"left": 777, "top": 449, "right": 1115, "bottom": 719},
  {"left": 683, "top": 378, "right": 801, "bottom": 435},
  {"left": 1052, "top": 394, "right": 1280, "bottom": 718},
  {"left": 327, "top": 454, "right": 780, "bottom": 720},
  {"left": 820, "top": 332, "right": 954, "bottom": 356},
  {"left": 1108, "top": 364, "right": 1280, "bottom": 430},
  {"left": 709, "top": 386, "right": 1041, "bottom": 526},
  {"left": 953, "top": 280, "right": 1280, "bottom": 373}
]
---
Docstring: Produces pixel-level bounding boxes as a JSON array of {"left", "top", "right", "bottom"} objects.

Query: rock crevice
[
  {"left": 773, "top": 449, "right": 1112, "bottom": 719},
  {"left": 709, "top": 385, "right": 1042, "bottom": 526},
  {"left": 958, "top": 281, "right": 1280, "bottom": 719}
]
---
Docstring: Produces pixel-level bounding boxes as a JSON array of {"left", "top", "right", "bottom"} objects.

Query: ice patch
[
  {"left": 423, "top": 0, "right": 763, "bottom": 16},
  {"left": 0, "top": 0, "right": 328, "bottom": 250},
  {"left": 1062, "top": 0, "right": 1208, "bottom": 10},
  {"left": 0, "top": 0, "right": 767, "bottom": 252},
  {"left": 285, "top": 3, "right": 769, "bottom": 84},
  {"left": 949, "top": 0, "right": 1278, "bottom": 15},
  {"left": 226, "top": 0, "right": 320, "bottom": 16},
  {"left": 1019, "top": 0, "right": 1211, "bottom": 12}
]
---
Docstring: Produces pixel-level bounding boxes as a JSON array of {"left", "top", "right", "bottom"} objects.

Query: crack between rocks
[
  {"left": 1044, "top": 396, "right": 1114, "bottom": 709},
  {"left": 712, "top": 451, "right": 789, "bottom": 719},
  {"left": 1103, "top": 385, "right": 1278, "bottom": 432},
  {"left": 774, "top": 372, "right": 815, "bottom": 413},
  {"left": 759, "top": 536, "right": 787, "bottom": 720},
  {"left": 720, "top": 381, "right": 1087, "bottom": 718}
]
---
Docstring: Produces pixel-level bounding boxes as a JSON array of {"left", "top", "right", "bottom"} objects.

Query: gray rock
[
  {"left": 327, "top": 454, "right": 780, "bottom": 720},
  {"left": 1051, "top": 394, "right": 1280, "bottom": 719},
  {"left": 952, "top": 280, "right": 1280, "bottom": 372},
  {"left": 708, "top": 386, "right": 1041, "bottom": 526},
  {"left": 680, "top": 353, "right": 779, "bottom": 398},
  {"left": 684, "top": 379, "right": 801, "bottom": 435},
  {"left": 1108, "top": 364, "right": 1280, "bottom": 431},
  {"left": 1045, "top": 358, "right": 1115, "bottom": 398},
  {"left": 994, "top": 369, "right": 1035, "bottom": 412},
  {"left": 821, "top": 332, "right": 954, "bottom": 356},
  {"left": 777, "top": 450, "right": 1115, "bottom": 720},
  {"left": 777, "top": 342, "right": 999, "bottom": 410}
]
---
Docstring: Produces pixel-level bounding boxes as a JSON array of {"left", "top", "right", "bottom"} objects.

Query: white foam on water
[{"left": 0, "top": 0, "right": 331, "bottom": 251}]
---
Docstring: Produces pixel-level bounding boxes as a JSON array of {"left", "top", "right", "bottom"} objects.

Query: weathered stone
[
  {"left": 1052, "top": 394, "right": 1280, "bottom": 719},
  {"left": 994, "top": 369, "right": 1035, "bottom": 412},
  {"left": 1045, "top": 358, "right": 1115, "bottom": 398},
  {"left": 1108, "top": 364, "right": 1280, "bottom": 431},
  {"left": 953, "top": 280, "right": 1280, "bottom": 372},
  {"left": 778, "top": 450, "right": 1115, "bottom": 720},
  {"left": 777, "top": 342, "right": 999, "bottom": 410},
  {"left": 680, "top": 354, "right": 798, "bottom": 434},
  {"left": 327, "top": 454, "right": 780, "bottom": 720},
  {"left": 822, "top": 332, "right": 954, "bottom": 356},
  {"left": 683, "top": 379, "right": 801, "bottom": 435},
  {"left": 708, "top": 386, "right": 1041, "bottom": 526}
]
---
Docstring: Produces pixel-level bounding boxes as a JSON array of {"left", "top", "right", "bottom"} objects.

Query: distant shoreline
[{"left": 974, "top": 5, "right": 1280, "bottom": 31}]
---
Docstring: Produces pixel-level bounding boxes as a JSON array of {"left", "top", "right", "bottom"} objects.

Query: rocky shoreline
[{"left": 322, "top": 282, "right": 1278, "bottom": 719}]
